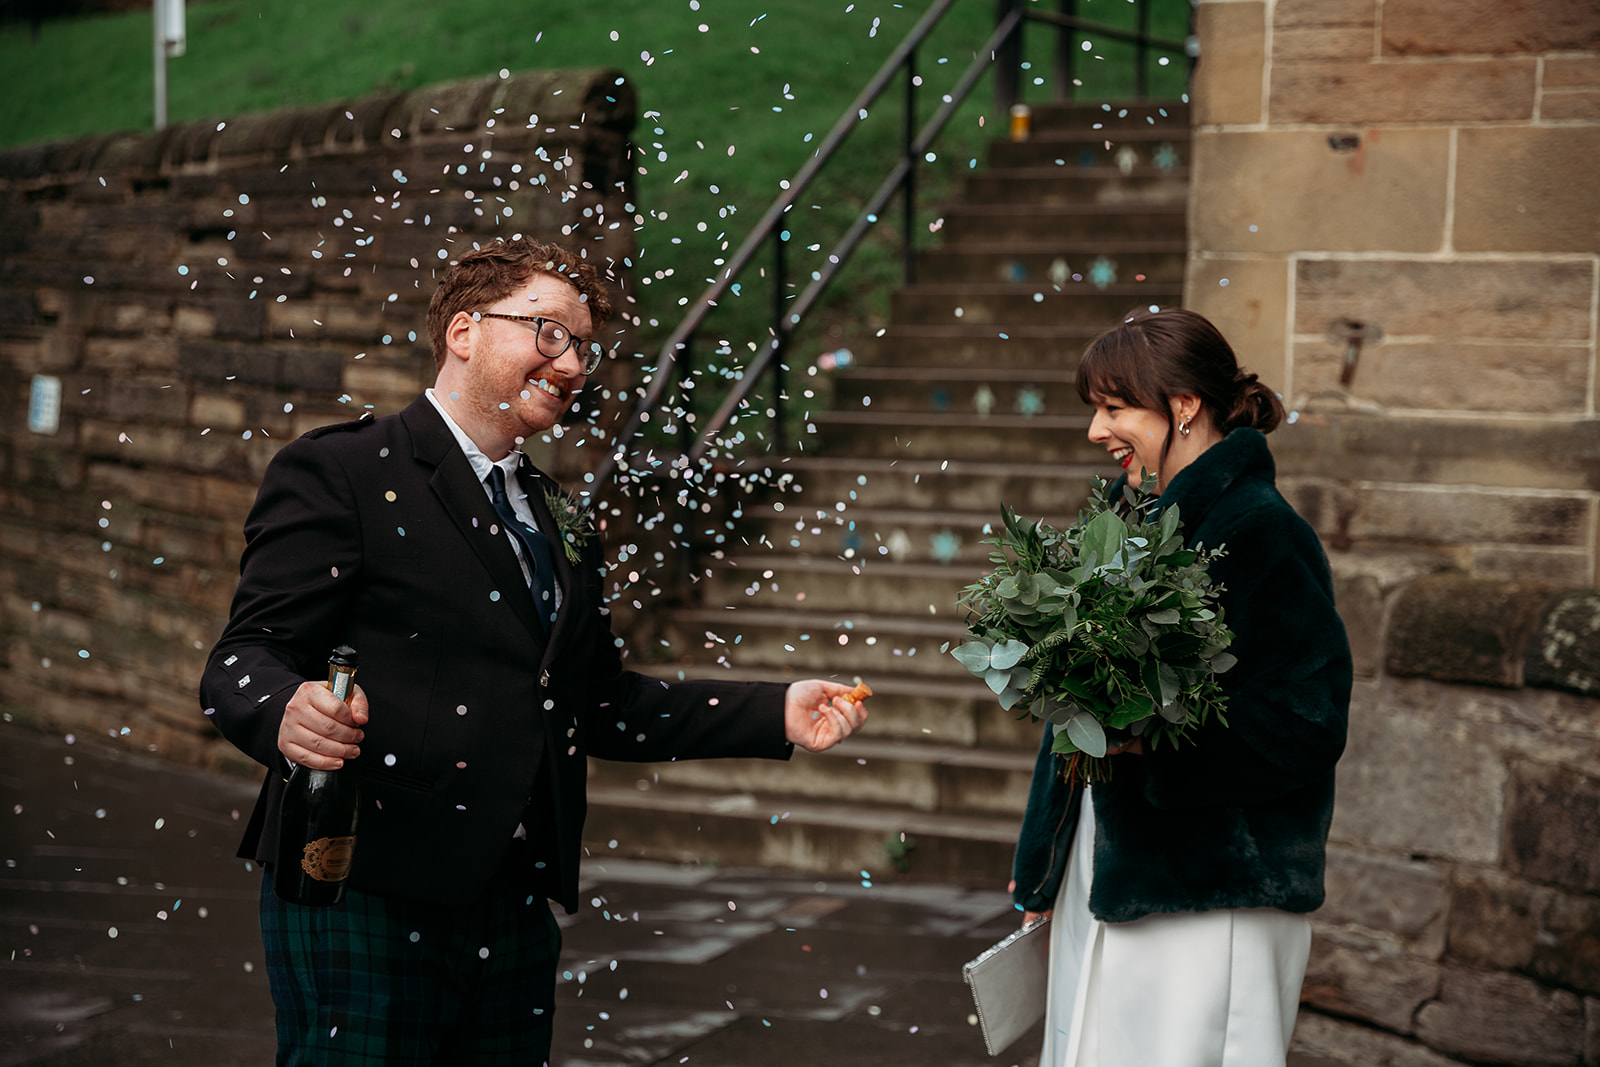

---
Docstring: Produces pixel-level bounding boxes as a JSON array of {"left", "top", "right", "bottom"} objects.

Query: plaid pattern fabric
[{"left": 259, "top": 855, "right": 560, "bottom": 1066}]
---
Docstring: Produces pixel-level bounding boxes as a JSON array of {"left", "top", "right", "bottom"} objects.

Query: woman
[{"left": 1010, "top": 307, "right": 1351, "bottom": 1066}]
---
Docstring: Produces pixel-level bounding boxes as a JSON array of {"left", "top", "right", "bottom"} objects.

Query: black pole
[
  {"left": 903, "top": 47, "right": 918, "bottom": 285},
  {"left": 677, "top": 335, "right": 694, "bottom": 456},
  {"left": 995, "top": 0, "right": 1022, "bottom": 115},
  {"left": 1054, "top": 0, "right": 1075, "bottom": 102}
]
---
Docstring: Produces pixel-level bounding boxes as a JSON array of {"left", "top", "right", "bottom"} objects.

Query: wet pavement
[{"left": 0, "top": 722, "right": 1040, "bottom": 1066}]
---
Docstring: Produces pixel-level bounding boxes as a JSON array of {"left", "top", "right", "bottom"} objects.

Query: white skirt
[{"left": 1039, "top": 792, "right": 1311, "bottom": 1067}]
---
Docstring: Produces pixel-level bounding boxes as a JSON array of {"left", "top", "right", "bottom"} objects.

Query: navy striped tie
[{"left": 486, "top": 465, "right": 556, "bottom": 632}]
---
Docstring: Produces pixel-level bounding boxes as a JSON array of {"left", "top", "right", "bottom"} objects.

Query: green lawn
[{"left": 1, "top": 0, "right": 1190, "bottom": 444}]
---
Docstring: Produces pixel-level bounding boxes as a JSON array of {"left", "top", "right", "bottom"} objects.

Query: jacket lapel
[
  {"left": 400, "top": 398, "right": 548, "bottom": 646},
  {"left": 517, "top": 464, "right": 579, "bottom": 653}
]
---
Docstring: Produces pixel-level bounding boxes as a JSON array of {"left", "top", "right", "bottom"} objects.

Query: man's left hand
[{"left": 784, "top": 680, "right": 868, "bottom": 752}]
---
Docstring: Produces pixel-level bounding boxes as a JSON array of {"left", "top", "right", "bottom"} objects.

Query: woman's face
[{"left": 1086, "top": 393, "right": 1171, "bottom": 491}]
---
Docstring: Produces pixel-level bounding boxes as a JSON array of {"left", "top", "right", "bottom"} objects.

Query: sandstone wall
[
  {"left": 1183, "top": 3, "right": 1600, "bottom": 1062},
  {"left": 1186, "top": 0, "right": 1600, "bottom": 586},
  {"left": 0, "top": 69, "right": 638, "bottom": 768}
]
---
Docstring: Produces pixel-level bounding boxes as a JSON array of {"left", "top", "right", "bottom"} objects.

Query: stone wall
[
  {"left": 1186, "top": 0, "right": 1600, "bottom": 586},
  {"left": 0, "top": 69, "right": 638, "bottom": 768},
  {"left": 1181, "top": 3, "right": 1600, "bottom": 1062}
]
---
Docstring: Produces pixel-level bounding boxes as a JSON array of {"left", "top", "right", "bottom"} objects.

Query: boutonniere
[{"left": 542, "top": 485, "right": 596, "bottom": 563}]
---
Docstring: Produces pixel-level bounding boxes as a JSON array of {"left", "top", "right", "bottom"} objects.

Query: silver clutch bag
[{"left": 962, "top": 915, "right": 1051, "bottom": 1056}]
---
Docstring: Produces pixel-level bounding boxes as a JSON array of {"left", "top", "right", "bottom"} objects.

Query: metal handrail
[
  {"left": 593, "top": 0, "right": 963, "bottom": 492},
  {"left": 589, "top": 0, "right": 1194, "bottom": 499}
]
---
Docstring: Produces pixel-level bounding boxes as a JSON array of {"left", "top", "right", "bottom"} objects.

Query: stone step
[
  {"left": 581, "top": 779, "right": 1021, "bottom": 882},
  {"left": 1026, "top": 101, "right": 1190, "bottom": 132},
  {"left": 941, "top": 202, "right": 1187, "bottom": 244},
  {"left": 656, "top": 604, "right": 970, "bottom": 678},
  {"left": 744, "top": 502, "right": 1081, "bottom": 570},
  {"left": 891, "top": 281, "right": 1184, "bottom": 327},
  {"left": 913, "top": 242, "right": 1186, "bottom": 286},
  {"left": 988, "top": 128, "right": 1190, "bottom": 170},
  {"left": 701, "top": 554, "right": 983, "bottom": 618},
  {"left": 590, "top": 734, "right": 1034, "bottom": 816},
  {"left": 830, "top": 365, "right": 1084, "bottom": 414},
  {"left": 963, "top": 167, "right": 1189, "bottom": 208},
  {"left": 640, "top": 664, "right": 1038, "bottom": 749},
  {"left": 853, "top": 323, "right": 1103, "bottom": 368},
  {"left": 810, "top": 410, "right": 1105, "bottom": 463},
  {"left": 770, "top": 454, "right": 1108, "bottom": 513}
]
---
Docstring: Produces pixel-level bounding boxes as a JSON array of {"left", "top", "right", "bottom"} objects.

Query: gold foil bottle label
[{"left": 300, "top": 835, "right": 356, "bottom": 882}]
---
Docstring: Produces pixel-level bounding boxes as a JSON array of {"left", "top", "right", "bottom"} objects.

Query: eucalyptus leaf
[
  {"left": 983, "top": 667, "right": 1012, "bottom": 695},
  {"left": 1211, "top": 652, "right": 1238, "bottom": 674},
  {"left": 950, "top": 641, "right": 994, "bottom": 673},
  {"left": 989, "top": 639, "right": 1029, "bottom": 671},
  {"left": 1065, "top": 712, "right": 1107, "bottom": 758}
]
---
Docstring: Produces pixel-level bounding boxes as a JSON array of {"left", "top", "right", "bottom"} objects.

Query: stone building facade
[{"left": 1185, "top": 2, "right": 1600, "bottom": 1064}]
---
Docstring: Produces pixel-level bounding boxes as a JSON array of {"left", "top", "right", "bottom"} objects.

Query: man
[{"left": 200, "top": 237, "right": 866, "bottom": 1065}]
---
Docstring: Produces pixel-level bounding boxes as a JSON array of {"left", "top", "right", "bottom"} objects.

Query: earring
[{"left": 1178, "top": 417, "right": 1192, "bottom": 437}]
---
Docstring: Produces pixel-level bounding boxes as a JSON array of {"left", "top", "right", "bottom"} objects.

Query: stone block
[
  {"left": 1273, "top": 26, "right": 1377, "bottom": 60},
  {"left": 1537, "top": 891, "right": 1600, "bottom": 995},
  {"left": 1275, "top": 0, "right": 1375, "bottom": 27},
  {"left": 1290, "top": 340, "right": 1590, "bottom": 414},
  {"left": 1182, "top": 254, "right": 1289, "bottom": 388},
  {"left": 1386, "top": 575, "right": 1556, "bottom": 687},
  {"left": 1194, "top": 2, "right": 1266, "bottom": 126},
  {"left": 1330, "top": 679, "right": 1507, "bottom": 863},
  {"left": 1332, "top": 571, "right": 1384, "bottom": 677},
  {"left": 1547, "top": 56, "right": 1600, "bottom": 88},
  {"left": 1271, "top": 58, "right": 1537, "bottom": 124},
  {"left": 190, "top": 394, "right": 247, "bottom": 432},
  {"left": 1303, "top": 927, "right": 1440, "bottom": 1033},
  {"left": 1194, "top": 129, "right": 1447, "bottom": 253},
  {"left": 1414, "top": 968, "right": 1584, "bottom": 1067},
  {"left": 1542, "top": 90, "right": 1600, "bottom": 120},
  {"left": 1472, "top": 546, "right": 1593, "bottom": 587},
  {"left": 1291, "top": 1010, "right": 1475, "bottom": 1066},
  {"left": 1317, "top": 846, "right": 1449, "bottom": 945},
  {"left": 1588, "top": 998, "right": 1599, "bottom": 1067},
  {"left": 1526, "top": 589, "right": 1600, "bottom": 696},
  {"left": 1272, "top": 413, "right": 1600, "bottom": 494},
  {"left": 1505, "top": 761, "right": 1600, "bottom": 894},
  {"left": 1455, "top": 127, "right": 1600, "bottom": 254},
  {"left": 1382, "top": 0, "right": 1600, "bottom": 55},
  {"left": 1445, "top": 868, "right": 1549, "bottom": 970},
  {"left": 1294, "top": 258, "right": 1593, "bottom": 342},
  {"left": 174, "top": 305, "right": 215, "bottom": 337}
]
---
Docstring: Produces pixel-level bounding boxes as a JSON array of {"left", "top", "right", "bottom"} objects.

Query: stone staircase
[{"left": 585, "top": 101, "right": 1191, "bottom": 883}]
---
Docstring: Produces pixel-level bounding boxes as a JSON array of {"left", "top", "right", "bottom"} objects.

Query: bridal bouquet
[{"left": 946, "top": 478, "right": 1236, "bottom": 784}]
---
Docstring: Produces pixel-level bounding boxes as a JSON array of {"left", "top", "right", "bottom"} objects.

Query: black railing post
[
  {"left": 995, "top": 0, "right": 1022, "bottom": 114},
  {"left": 1053, "top": 0, "right": 1075, "bottom": 102},
  {"left": 903, "top": 47, "right": 918, "bottom": 285},
  {"left": 677, "top": 336, "right": 694, "bottom": 456},
  {"left": 771, "top": 228, "right": 788, "bottom": 453}
]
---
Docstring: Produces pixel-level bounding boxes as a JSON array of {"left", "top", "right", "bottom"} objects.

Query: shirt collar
[{"left": 424, "top": 388, "right": 522, "bottom": 484}]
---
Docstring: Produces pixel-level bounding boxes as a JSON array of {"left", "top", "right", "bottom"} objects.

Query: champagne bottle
[{"left": 273, "top": 645, "right": 361, "bottom": 906}]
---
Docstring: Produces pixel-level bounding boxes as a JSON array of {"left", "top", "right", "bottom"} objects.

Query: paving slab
[{"left": 2, "top": 722, "right": 1041, "bottom": 1066}]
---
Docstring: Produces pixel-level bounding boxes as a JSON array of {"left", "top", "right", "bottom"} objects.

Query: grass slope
[{"left": 1, "top": 0, "right": 1189, "bottom": 448}]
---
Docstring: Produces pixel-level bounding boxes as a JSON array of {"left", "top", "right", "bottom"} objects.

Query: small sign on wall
[{"left": 28, "top": 374, "right": 61, "bottom": 435}]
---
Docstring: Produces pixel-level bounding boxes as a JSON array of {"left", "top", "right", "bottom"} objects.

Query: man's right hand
[{"left": 278, "top": 680, "right": 368, "bottom": 769}]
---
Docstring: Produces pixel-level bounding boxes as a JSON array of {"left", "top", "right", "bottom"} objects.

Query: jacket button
[{"left": 540, "top": 669, "right": 551, "bottom": 687}]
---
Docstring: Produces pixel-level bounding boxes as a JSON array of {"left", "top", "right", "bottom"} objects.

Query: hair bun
[{"left": 1225, "top": 376, "right": 1284, "bottom": 434}]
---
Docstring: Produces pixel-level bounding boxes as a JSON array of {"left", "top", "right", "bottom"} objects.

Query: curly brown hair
[{"left": 426, "top": 237, "right": 614, "bottom": 371}]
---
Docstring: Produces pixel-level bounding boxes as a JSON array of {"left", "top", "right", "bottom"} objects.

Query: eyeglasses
[{"left": 475, "top": 312, "right": 606, "bottom": 375}]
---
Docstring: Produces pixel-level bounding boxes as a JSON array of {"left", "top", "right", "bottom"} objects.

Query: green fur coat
[{"left": 1010, "top": 428, "right": 1351, "bottom": 922}]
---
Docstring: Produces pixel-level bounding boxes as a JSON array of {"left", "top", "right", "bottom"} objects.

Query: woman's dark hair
[{"left": 1074, "top": 306, "right": 1285, "bottom": 467}]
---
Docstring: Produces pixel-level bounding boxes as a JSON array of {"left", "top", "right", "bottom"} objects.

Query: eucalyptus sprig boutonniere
[{"left": 542, "top": 485, "right": 596, "bottom": 564}]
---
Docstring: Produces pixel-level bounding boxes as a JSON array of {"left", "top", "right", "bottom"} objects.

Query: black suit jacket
[{"left": 200, "top": 396, "right": 790, "bottom": 911}]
